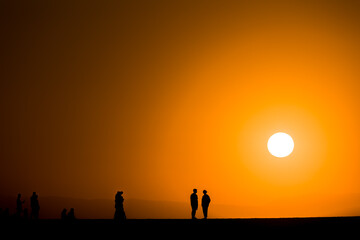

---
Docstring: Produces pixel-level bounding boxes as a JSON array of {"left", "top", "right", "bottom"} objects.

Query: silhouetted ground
[{"left": 2, "top": 217, "right": 360, "bottom": 238}]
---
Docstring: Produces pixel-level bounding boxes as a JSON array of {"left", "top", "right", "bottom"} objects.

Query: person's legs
[
  {"left": 203, "top": 206, "right": 208, "bottom": 219},
  {"left": 191, "top": 208, "right": 196, "bottom": 219}
]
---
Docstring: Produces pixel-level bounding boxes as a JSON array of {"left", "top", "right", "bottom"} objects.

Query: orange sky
[{"left": 1, "top": 0, "right": 360, "bottom": 218}]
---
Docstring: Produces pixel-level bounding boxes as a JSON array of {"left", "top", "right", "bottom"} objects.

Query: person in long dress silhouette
[
  {"left": 201, "top": 190, "right": 211, "bottom": 219},
  {"left": 190, "top": 189, "right": 198, "bottom": 219},
  {"left": 114, "top": 191, "right": 126, "bottom": 221}
]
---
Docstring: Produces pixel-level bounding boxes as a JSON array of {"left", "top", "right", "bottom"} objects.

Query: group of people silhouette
[
  {"left": 14, "top": 192, "right": 40, "bottom": 220},
  {"left": 61, "top": 208, "right": 76, "bottom": 221},
  {"left": 1, "top": 189, "right": 212, "bottom": 221},
  {"left": 113, "top": 189, "right": 211, "bottom": 220},
  {"left": 0, "top": 192, "right": 76, "bottom": 222},
  {"left": 190, "top": 189, "right": 211, "bottom": 219}
]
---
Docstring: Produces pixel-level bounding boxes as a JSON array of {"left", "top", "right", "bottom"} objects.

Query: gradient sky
[{"left": 1, "top": 0, "right": 360, "bottom": 218}]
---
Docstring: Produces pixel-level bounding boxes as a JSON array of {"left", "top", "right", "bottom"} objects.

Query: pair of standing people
[
  {"left": 16, "top": 192, "right": 40, "bottom": 219},
  {"left": 190, "top": 189, "right": 211, "bottom": 219}
]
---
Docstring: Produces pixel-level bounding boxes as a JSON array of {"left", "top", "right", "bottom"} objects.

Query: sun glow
[{"left": 267, "top": 132, "right": 294, "bottom": 158}]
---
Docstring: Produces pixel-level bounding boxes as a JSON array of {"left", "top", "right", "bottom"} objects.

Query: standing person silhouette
[
  {"left": 30, "top": 192, "right": 40, "bottom": 220},
  {"left": 67, "top": 208, "right": 75, "bottom": 221},
  {"left": 190, "top": 189, "right": 198, "bottom": 219},
  {"left": 16, "top": 194, "right": 25, "bottom": 218},
  {"left": 61, "top": 209, "right": 67, "bottom": 221},
  {"left": 114, "top": 191, "right": 126, "bottom": 222},
  {"left": 201, "top": 190, "right": 211, "bottom": 219}
]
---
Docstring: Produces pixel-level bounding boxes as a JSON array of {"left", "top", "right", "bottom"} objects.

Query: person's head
[
  {"left": 203, "top": 190, "right": 207, "bottom": 194},
  {"left": 193, "top": 189, "right": 197, "bottom": 193},
  {"left": 17, "top": 193, "right": 21, "bottom": 198},
  {"left": 33, "top": 192, "right": 36, "bottom": 196},
  {"left": 118, "top": 191, "right": 123, "bottom": 195}
]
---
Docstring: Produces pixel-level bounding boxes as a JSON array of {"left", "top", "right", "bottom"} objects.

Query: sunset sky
[{"left": 1, "top": 0, "right": 360, "bottom": 218}]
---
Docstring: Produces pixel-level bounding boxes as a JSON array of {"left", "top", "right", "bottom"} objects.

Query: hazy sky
[{"left": 1, "top": 0, "right": 360, "bottom": 218}]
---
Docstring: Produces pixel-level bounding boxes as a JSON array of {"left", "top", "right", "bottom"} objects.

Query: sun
[{"left": 267, "top": 132, "right": 294, "bottom": 158}]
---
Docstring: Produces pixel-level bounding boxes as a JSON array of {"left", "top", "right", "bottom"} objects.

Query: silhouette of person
[
  {"left": 114, "top": 191, "right": 126, "bottom": 222},
  {"left": 16, "top": 194, "right": 25, "bottom": 218},
  {"left": 190, "top": 189, "right": 198, "bottom": 219},
  {"left": 201, "top": 190, "right": 211, "bottom": 219},
  {"left": 67, "top": 208, "right": 75, "bottom": 221},
  {"left": 61, "top": 208, "right": 67, "bottom": 221},
  {"left": 30, "top": 192, "right": 40, "bottom": 220}
]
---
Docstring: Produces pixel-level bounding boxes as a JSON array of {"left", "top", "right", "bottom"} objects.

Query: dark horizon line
[{"left": 7, "top": 216, "right": 360, "bottom": 220}]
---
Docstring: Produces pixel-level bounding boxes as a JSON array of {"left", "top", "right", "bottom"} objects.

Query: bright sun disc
[{"left": 267, "top": 132, "right": 294, "bottom": 158}]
